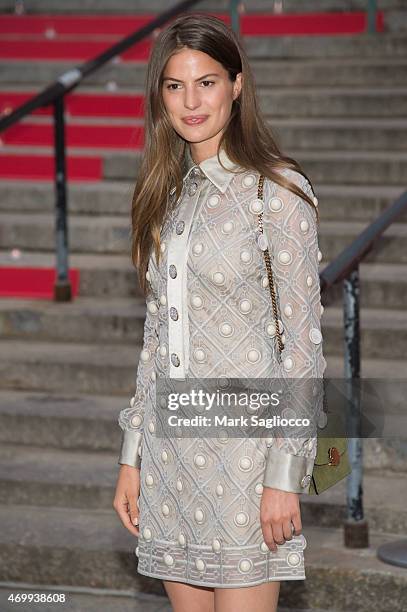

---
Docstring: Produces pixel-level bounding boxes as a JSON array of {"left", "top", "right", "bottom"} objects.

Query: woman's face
[{"left": 161, "top": 47, "right": 242, "bottom": 156}]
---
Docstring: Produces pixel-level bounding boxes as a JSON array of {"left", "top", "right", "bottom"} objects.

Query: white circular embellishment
[
  {"left": 162, "top": 503, "right": 170, "bottom": 516},
  {"left": 216, "top": 484, "right": 224, "bottom": 496},
  {"left": 240, "top": 249, "right": 252, "bottom": 263},
  {"left": 131, "top": 414, "right": 142, "bottom": 428},
  {"left": 146, "top": 474, "right": 154, "bottom": 487},
  {"left": 266, "top": 322, "right": 277, "bottom": 337},
  {"left": 195, "top": 559, "right": 206, "bottom": 572},
  {"left": 262, "top": 275, "right": 269, "bottom": 288},
  {"left": 194, "top": 348, "right": 206, "bottom": 363},
  {"left": 160, "top": 241, "right": 166, "bottom": 252},
  {"left": 318, "top": 249, "right": 323, "bottom": 262},
  {"left": 269, "top": 197, "right": 284, "bottom": 212},
  {"left": 176, "top": 478, "right": 183, "bottom": 492},
  {"left": 194, "top": 508, "right": 205, "bottom": 523},
  {"left": 238, "top": 558, "right": 253, "bottom": 573},
  {"left": 212, "top": 538, "right": 222, "bottom": 552},
  {"left": 145, "top": 270, "right": 151, "bottom": 281},
  {"left": 160, "top": 294, "right": 167, "bottom": 305},
  {"left": 278, "top": 250, "right": 292, "bottom": 265},
  {"left": 284, "top": 304, "right": 293, "bottom": 318},
  {"left": 234, "top": 511, "right": 249, "bottom": 527},
  {"left": 220, "top": 322, "right": 233, "bottom": 337},
  {"left": 147, "top": 300, "right": 158, "bottom": 314},
  {"left": 208, "top": 194, "right": 220, "bottom": 208},
  {"left": 178, "top": 533, "right": 186, "bottom": 546},
  {"left": 243, "top": 174, "right": 256, "bottom": 187},
  {"left": 283, "top": 356, "right": 294, "bottom": 372},
  {"left": 164, "top": 553, "right": 174, "bottom": 566},
  {"left": 191, "top": 294, "right": 203, "bottom": 308},
  {"left": 255, "top": 482, "right": 263, "bottom": 495},
  {"left": 130, "top": 395, "right": 137, "bottom": 407},
  {"left": 161, "top": 450, "right": 169, "bottom": 463},
  {"left": 257, "top": 233, "right": 268, "bottom": 251},
  {"left": 192, "top": 242, "right": 204, "bottom": 255},
  {"left": 260, "top": 541, "right": 269, "bottom": 553},
  {"left": 306, "top": 275, "right": 313, "bottom": 287},
  {"left": 148, "top": 420, "right": 155, "bottom": 433},
  {"left": 300, "top": 220, "right": 309, "bottom": 233},
  {"left": 313, "top": 195, "right": 319, "bottom": 207},
  {"left": 135, "top": 545, "right": 139, "bottom": 557},
  {"left": 239, "top": 456, "right": 254, "bottom": 472},
  {"left": 140, "top": 349, "right": 151, "bottom": 362},
  {"left": 213, "top": 271, "right": 225, "bottom": 285},
  {"left": 151, "top": 370, "right": 156, "bottom": 381},
  {"left": 320, "top": 304, "right": 324, "bottom": 315},
  {"left": 143, "top": 527, "right": 152, "bottom": 540},
  {"left": 194, "top": 453, "right": 207, "bottom": 468},
  {"left": 239, "top": 298, "right": 252, "bottom": 313},
  {"left": 249, "top": 198, "right": 264, "bottom": 214},
  {"left": 247, "top": 349, "right": 261, "bottom": 363},
  {"left": 222, "top": 220, "right": 234, "bottom": 234},
  {"left": 309, "top": 328, "right": 322, "bottom": 344},
  {"left": 159, "top": 344, "right": 167, "bottom": 357},
  {"left": 287, "top": 552, "right": 301, "bottom": 567}
]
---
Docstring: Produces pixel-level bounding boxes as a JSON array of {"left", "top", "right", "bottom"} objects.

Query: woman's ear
[{"left": 233, "top": 73, "right": 243, "bottom": 100}]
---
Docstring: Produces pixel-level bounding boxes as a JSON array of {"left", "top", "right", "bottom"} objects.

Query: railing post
[
  {"left": 230, "top": 0, "right": 240, "bottom": 35},
  {"left": 53, "top": 96, "right": 72, "bottom": 302},
  {"left": 367, "top": 0, "right": 378, "bottom": 33},
  {"left": 343, "top": 267, "right": 369, "bottom": 547}
]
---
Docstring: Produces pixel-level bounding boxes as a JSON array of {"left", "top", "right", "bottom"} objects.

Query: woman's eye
[
  {"left": 167, "top": 83, "right": 180, "bottom": 90},
  {"left": 201, "top": 80, "right": 214, "bottom": 87}
]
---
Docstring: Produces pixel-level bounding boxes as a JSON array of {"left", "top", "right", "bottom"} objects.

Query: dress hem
[{"left": 136, "top": 564, "right": 306, "bottom": 589}]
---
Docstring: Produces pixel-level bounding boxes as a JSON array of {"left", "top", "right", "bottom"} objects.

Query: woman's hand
[
  {"left": 113, "top": 464, "right": 141, "bottom": 537},
  {"left": 260, "top": 487, "right": 302, "bottom": 552}
]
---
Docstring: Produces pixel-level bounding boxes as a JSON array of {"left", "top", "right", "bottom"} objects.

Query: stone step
[
  {"left": 2, "top": 146, "right": 407, "bottom": 183},
  {"left": 0, "top": 388, "right": 405, "bottom": 473},
  {"left": 2, "top": 85, "right": 407, "bottom": 124},
  {"left": 3, "top": 114, "right": 407, "bottom": 150},
  {"left": 0, "top": 180, "right": 405, "bottom": 221},
  {"left": 3, "top": 58, "right": 407, "bottom": 89},
  {"left": 0, "top": 337, "right": 406, "bottom": 395},
  {"left": 1, "top": 211, "right": 406, "bottom": 263},
  {"left": 0, "top": 503, "right": 405, "bottom": 611},
  {"left": 0, "top": 440, "right": 406, "bottom": 536},
  {"left": 1, "top": 249, "right": 406, "bottom": 306},
  {"left": 0, "top": 0, "right": 404, "bottom": 14},
  {"left": 0, "top": 294, "right": 406, "bottom": 359},
  {"left": 0, "top": 0, "right": 403, "bottom": 14}
]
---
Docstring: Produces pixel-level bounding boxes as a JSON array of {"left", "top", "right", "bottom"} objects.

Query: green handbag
[{"left": 257, "top": 173, "right": 351, "bottom": 495}]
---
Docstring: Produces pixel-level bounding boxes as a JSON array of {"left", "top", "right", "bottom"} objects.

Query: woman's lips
[{"left": 182, "top": 115, "right": 208, "bottom": 125}]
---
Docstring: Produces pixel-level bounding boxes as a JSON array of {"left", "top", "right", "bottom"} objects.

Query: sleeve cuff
[
  {"left": 118, "top": 429, "right": 142, "bottom": 468},
  {"left": 263, "top": 446, "right": 315, "bottom": 494}
]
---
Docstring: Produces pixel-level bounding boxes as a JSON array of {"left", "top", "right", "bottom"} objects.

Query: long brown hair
[{"left": 132, "top": 13, "right": 317, "bottom": 297}]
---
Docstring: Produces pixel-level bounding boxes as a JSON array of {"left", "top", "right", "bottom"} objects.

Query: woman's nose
[{"left": 184, "top": 87, "right": 200, "bottom": 109}]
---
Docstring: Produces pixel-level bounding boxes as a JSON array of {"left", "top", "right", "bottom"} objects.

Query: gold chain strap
[{"left": 257, "top": 174, "right": 284, "bottom": 357}]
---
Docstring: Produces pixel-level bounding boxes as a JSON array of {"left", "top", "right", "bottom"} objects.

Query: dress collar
[{"left": 182, "top": 144, "right": 244, "bottom": 194}]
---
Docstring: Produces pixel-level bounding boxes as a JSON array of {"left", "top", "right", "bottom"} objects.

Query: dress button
[
  {"left": 160, "top": 241, "right": 166, "bottom": 252},
  {"left": 169, "top": 264, "right": 177, "bottom": 279},
  {"left": 170, "top": 306, "right": 179, "bottom": 321},
  {"left": 160, "top": 294, "right": 167, "bottom": 305},
  {"left": 309, "top": 328, "right": 322, "bottom": 344},
  {"left": 192, "top": 242, "right": 204, "bottom": 255},
  {"left": 301, "top": 474, "right": 312, "bottom": 488},
  {"left": 171, "top": 353, "right": 180, "bottom": 367},
  {"left": 212, "top": 271, "right": 225, "bottom": 285},
  {"left": 188, "top": 182, "right": 198, "bottom": 196},
  {"left": 269, "top": 197, "right": 284, "bottom": 212},
  {"left": 176, "top": 220, "right": 185, "bottom": 234}
]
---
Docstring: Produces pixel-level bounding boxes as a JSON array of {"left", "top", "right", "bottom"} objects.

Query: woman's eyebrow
[{"left": 162, "top": 73, "right": 220, "bottom": 82}]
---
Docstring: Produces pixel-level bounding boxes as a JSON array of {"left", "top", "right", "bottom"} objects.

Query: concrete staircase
[{"left": 0, "top": 1, "right": 406, "bottom": 611}]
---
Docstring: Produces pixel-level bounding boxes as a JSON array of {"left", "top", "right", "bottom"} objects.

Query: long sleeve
[
  {"left": 117, "top": 291, "right": 160, "bottom": 468},
  {"left": 260, "top": 169, "right": 327, "bottom": 494}
]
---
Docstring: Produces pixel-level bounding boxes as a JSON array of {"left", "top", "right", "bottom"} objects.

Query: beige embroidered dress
[{"left": 117, "top": 145, "right": 326, "bottom": 588}]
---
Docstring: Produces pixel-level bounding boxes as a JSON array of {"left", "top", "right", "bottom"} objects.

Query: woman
[{"left": 113, "top": 13, "right": 326, "bottom": 612}]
